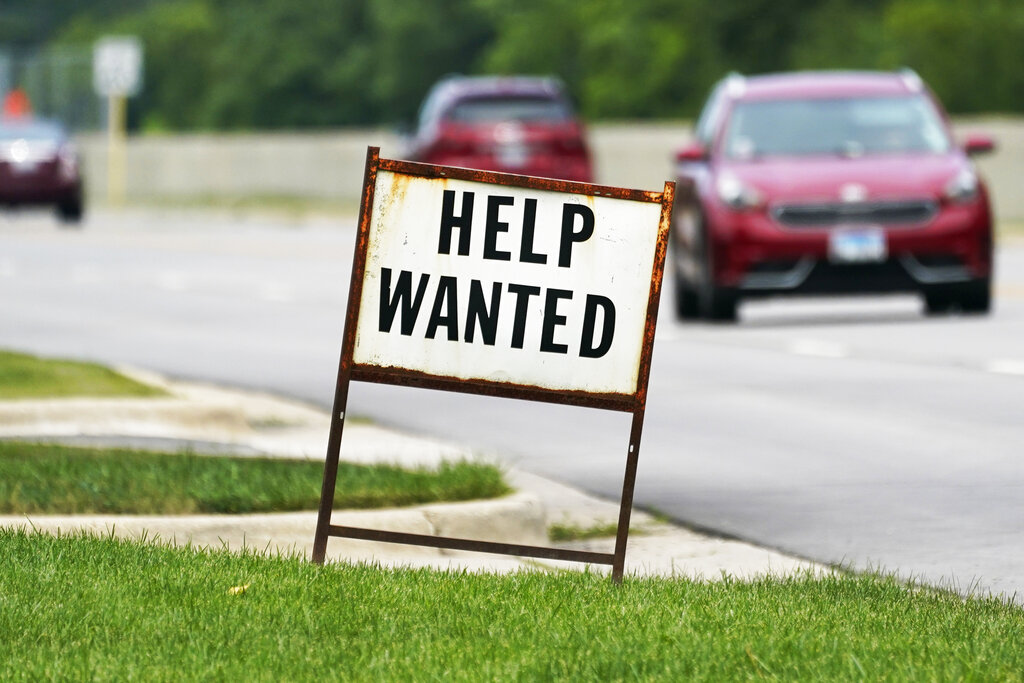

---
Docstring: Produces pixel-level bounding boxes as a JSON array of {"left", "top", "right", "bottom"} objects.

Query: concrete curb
[
  {"left": 0, "top": 491, "right": 547, "bottom": 567},
  {"left": 0, "top": 374, "right": 548, "bottom": 567},
  {"left": 0, "top": 370, "right": 825, "bottom": 577}
]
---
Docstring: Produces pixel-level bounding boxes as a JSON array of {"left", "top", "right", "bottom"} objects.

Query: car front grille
[{"left": 771, "top": 200, "right": 938, "bottom": 228}]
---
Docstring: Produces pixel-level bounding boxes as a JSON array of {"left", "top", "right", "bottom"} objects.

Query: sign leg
[
  {"left": 311, "top": 378, "right": 351, "bottom": 564},
  {"left": 611, "top": 409, "right": 645, "bottom": 583}
]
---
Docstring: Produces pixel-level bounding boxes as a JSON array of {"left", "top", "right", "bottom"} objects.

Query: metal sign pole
[
  {"left": 310, "top": 376, "right": 350, "bottom": 565},
  {"left": 312, "top": 148, "right": 380, "bottom": 564},
  {"left": 612, "top": 409, "right": 646, "bottom": 582},
  {"left": 106, "top": 93, "right": 126, "bottom": 206},
  {"left": 612, "top": 179, "right": 673, "bottom": 582}
]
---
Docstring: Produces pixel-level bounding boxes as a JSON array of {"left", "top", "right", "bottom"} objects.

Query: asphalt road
[{"left": 3, "top": 208, "right": 1022, "bottom": 600}]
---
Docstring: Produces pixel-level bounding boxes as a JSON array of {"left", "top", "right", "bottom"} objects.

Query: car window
[
  {"left": 722, "top": 95, "right": 951, "bottom": 159},
  {"left": 0, "top": 122, "right": 64, "bottom": 143},
  {"left": 444, "top": 96, "right": 572, "bottom": 124},
  {"left": 694, "top": 86, "right": 726, "bottom": 146}
]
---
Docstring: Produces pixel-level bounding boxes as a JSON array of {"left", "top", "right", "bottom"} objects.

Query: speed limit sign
[{"left": 93, "top": 36, "right": 143, "bottom": 97}]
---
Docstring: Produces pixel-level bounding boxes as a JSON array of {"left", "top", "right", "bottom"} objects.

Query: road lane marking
[
  {"left": 0, "top": 260, "right": 14, "bottom": 278},
  {"left": 788, "top": 339, "right": 849, "bottom": 358},
  {"left": 986, "top": 359, "right": 1024, "bottom": 376}
]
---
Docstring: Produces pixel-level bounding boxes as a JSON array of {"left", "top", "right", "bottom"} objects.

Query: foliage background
[{"left": 2, "top": 0, "right": 1023, "bottom": 131}]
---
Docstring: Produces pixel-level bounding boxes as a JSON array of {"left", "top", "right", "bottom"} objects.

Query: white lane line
[
  {"left": 788, "top": 338, "right": 849, "bottom": 359},
  {"left": 986, "top": 359, "right": 1024, "bottom": 376},
  {"left": 0, "top": 259, "right": 14, "bottom": 278}
]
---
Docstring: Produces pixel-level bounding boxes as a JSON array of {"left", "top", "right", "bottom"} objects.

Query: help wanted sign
[{"left": 352, "top": 157, "right": 671, "bottom": 399}]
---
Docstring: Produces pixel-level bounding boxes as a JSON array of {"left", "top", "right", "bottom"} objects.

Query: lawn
[
  {"left": 0, "top": 441, "right": 509, "bottom": 514},
  {"left": 0, "top": 349, "right": 164, "bottom": 399},
  {"left": 1, "top": 530, "right": 1021, "bottom": 681}
]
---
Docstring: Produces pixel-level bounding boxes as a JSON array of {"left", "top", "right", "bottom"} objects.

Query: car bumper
[
  {"left": 0, "top": 163, "right": 82, "bottom": 205},
  {"left": 708, "top": 199, "right": 992, "bottom": 295}
]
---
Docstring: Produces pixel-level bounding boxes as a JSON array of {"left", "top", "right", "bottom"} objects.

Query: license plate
[
  {"left": 496, "top": 142, "right": 529, "bottom": 168},
  {"left": 829, "top": 227, "right": 887, "bottom": 263}
]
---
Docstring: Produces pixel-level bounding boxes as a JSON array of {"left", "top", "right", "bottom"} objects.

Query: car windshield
[
  {"left": 446, "top": 96, "right": 572, "bottom": 124},
  {"left": 0, "top": 122, "right": 64, "bottom": 143},
  {"left": 722, "top": 95, "right": 951, "bottom": 159}
]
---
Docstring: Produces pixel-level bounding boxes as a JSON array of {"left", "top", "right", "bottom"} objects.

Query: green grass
[
  {"left": 0, "top": 441, "right": 510, "bottom": 514},
  {"left": 549, "top": 521, "right": 621, "bottom": 542},
  {"left": 0, "top": 350, "right": 164, "bottom": 400},
  {"left": 1, "top": 530, "right": 1021, "bottom": 681}
]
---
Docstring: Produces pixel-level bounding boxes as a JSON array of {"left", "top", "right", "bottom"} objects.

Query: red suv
[
  {"left": 405, "top": 75, "right": 593, "bottom": 183},
  {"left": 672, "top": 70, "right": 995, "bottom": 321}
]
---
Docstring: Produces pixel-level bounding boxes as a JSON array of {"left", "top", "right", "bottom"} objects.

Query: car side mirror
[
  {"left": 963, "top": 134, "right": 995, "bottom": 156},
  {"left": 675, "top": 142, "right": 708, "bottom": 163}
]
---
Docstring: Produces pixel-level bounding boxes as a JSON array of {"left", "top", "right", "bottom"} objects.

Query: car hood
[{"left": 718, "top": 154, "right": 969, "bottom": 203}]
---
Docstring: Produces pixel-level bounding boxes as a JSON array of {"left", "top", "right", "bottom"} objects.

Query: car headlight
[
  {"left": 944, "top": 166, "right": 978, "bottom": 203},
  {"left": 716, "top": 172, "right": 763, "bottom": 211}
]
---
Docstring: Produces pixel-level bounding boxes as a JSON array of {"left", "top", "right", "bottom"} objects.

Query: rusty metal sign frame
[{"left": 312, "top": 147, "right": 673, "bottom": 582}]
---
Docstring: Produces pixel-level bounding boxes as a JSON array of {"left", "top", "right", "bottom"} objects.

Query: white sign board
[
  {"left": 93, "top": 36, "right": 143, "bottom": 97},
  {"left": 353, "top": 169, "right": 666, "bottom": 397}
]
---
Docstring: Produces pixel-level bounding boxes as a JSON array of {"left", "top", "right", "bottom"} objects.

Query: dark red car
[
  {"left": 672, "top": 70, "right": 995, "bottom": 321},
  {"left": 405, "top": 75, "right": 593, "bottom": 183},
  {"left": 0, "top": 117, "right": 84, "bottom": 223}
]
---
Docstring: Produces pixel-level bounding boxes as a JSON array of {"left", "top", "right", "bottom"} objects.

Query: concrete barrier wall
[{"left": 76, "top": 118, "right": 1023, "bottom": 221}]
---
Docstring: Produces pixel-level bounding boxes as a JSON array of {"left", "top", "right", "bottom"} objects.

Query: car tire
[
  {"left": 923, "top": 288, "right": 954, "bottom": 316},
  {"left": 700, "top": 285, "right": 738, "bottom": 321},
  {"left": 674, "top": 281, "right": 700, "bottom": 319},
  {"left": 696, "top": 229, "right": 738, "bottom": 322},
  {"left": 56, "top": 198, "right": 83, "bottom": 226},
  {"left": 957, "top": 278, "right": 991, "bottom": 315}
]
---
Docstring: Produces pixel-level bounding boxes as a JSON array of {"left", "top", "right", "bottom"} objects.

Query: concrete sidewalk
[{"left": 0, "top": 368, "right": 822, "bottom": 578}]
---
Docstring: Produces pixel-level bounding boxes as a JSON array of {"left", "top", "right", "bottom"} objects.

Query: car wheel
[
  {"left": 669, "top": 217, "right": 703, "bottom": 320},
  {"left": 674, "top": 278, "right": 700, "bottom": 319},
  {"left": 923, "top": 288, "right": 954, "bottom": 316},
  {"left": 957, "top": 278, "right": 991, "bottom": 315},
  {"left": 56, "top": 198, "right": 83, "bottom": 226},
  {"left": 700, "top": 284, "right": 738, "bottom": 321},
  {"left": 696, "top": 230, "right": 738, "bottom": 322}
]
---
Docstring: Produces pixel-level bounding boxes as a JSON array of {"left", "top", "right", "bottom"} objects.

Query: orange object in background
[{"left": 2, "top": 88, "right": 33, "bottom": 118}]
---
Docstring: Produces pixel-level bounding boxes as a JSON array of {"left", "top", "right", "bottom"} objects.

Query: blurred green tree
[
  {"left": 477, "top": 0, "right": 712, "bottom": 119},
  {"left": 880, "top": 0, "right": 1024, "bottom": 113},
  {"left": 201, "top": 0, "right": 371, "bottom": 128},
  {"left": 54, "top": 0, "right": 218, "bottom": 131},
  {"left": 14, "top": 0, "right": 1024, "bottom": 130},
  {"left": 366, "top": 0, "right": 495, "bottom": 125},
  {"left": 788, "top": 0, "right": 889, "bottom": 72}
]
